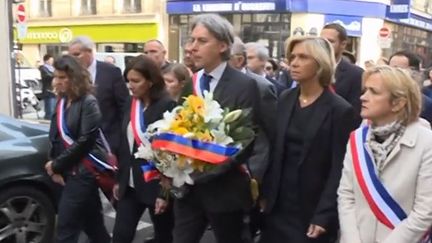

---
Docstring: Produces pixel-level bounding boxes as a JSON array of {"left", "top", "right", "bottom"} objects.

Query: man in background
[
  {"left": 39, "top": 53, "right": 56, "bottom": 120},
  {"left": 68, "top": 36, "right": 129, "bottom": 156}
]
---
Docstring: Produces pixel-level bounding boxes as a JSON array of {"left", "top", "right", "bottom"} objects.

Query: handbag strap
[{"left": 98, "top": 128, "right": 112, "bottom": 154}]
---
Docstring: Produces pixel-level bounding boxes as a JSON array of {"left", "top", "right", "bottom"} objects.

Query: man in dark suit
[
  {"left": 244, "top": 42, "right": 286, "bottom": 96},
  {"left": 321, "top": 23, "right": 363, "bottom": 126},
  {"left": 229, "top": 36, "right": 277, "bottom": 238},
  {"left": 172, "top": 14, "right": 261, "bottom": 243},
  {"left": 144, "top": 39, "right": 172, "bottom": 72},
  {"left": 389, "top": 50, "right": 432, "bottom": 125},
  {"left": 68, "top": 36, "right": 129, "bottom": 156}
]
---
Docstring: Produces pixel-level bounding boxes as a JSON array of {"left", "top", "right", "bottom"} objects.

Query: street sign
[
  {"left": 378, "top": 27, "right": 392, "bottom": 49},
  {"left": 379, "top": 27, "right": 390, "bottom": 38},
  {"left": 16, "top": 4, "right": 26, "bottom": 23},
  {"left": 16, "top": 23, "right": 27, "bottom": 39}
]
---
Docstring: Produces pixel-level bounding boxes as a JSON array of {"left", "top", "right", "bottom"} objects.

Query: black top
[{"left": 278, "top": 97, "right": 321, "bottom": 209}]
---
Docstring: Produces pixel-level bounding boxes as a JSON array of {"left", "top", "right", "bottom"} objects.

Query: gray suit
[{"left": 244, "top": 69, "right": 277, "bottom": 182}]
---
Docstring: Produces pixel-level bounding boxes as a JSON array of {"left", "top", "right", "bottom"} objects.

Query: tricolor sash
[
  {"left": 151, "top": 132, "right": 240, "bottom": 164},
  {"left": 192, "top": 69, "right": 205, "bottom": 98},
  {"left": 130, "top": 98, "right": 159, "bottom": 182},
  {"left": 56, "top": 98, "right": 117, "bottom": 172},
  {"left": 350, "top": 126, "right": 431, "bottom": 242}
]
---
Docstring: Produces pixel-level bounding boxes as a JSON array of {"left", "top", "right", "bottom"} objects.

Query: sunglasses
[{"left": 265, "top": 66, "right": 273, "bottom": 71}]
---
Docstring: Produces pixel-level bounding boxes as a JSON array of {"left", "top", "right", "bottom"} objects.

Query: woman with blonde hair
[
  {"left": 338, "top": 65, "right": 432, "bottom": 243},
  {"left": 260, "top": 36, "right": 356, "bottom": 243}
]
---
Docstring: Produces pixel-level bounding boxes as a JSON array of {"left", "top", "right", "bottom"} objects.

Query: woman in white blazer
[{"left": 338, "top": 65, "right": 432, "bottom": 243}]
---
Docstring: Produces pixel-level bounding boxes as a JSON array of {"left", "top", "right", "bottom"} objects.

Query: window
[
  {"left": 80, "top": 0, "right": 96, "bottom": 15},
  {"left": 38, "top": 0, "right": 51, "bottom": 17},
  {"left": 123, "top": 0, "right": 141, "bottom": 13}
]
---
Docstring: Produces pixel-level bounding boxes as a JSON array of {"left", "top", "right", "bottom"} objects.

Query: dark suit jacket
[
  {"left": 94, "top": 61, "right": 129, "bottom": 156},
  {"left": 421, "top": 94, "right": 432, "bottom": 125},
  {"left": 116, "top": 96, "right": 177, "bottom": 204},
  {"left": 262, "top": 88, "right": 356, "bottom": 233},
  {"left": 245, "top": 69, "right": 277, "bottom": 182},
  {"left": 335, "top": 58, "right": 363, "bottom": 127},
  {"left": 180, "top": 64, "right": 261, "bottom": 213}
]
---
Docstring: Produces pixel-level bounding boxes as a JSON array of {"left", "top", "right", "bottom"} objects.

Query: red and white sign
[
  {"left": 16, "top": 4, "right": 26, "bottom": 23},
  {"left": 379, "top": 27, "right": 390, "bottom": 38}
]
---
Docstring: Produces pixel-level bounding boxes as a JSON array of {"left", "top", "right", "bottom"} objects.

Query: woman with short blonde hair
[
  {"left": 286, "top": 36, "right": 335, "bottom": 87},
  {"left": 362, "top": 66, "right": 421, "bottom": 125},
  {"left": 261, "top": 36, "right": 356, "bottom": 243},
  {"left": 338, "top": 65, "right": 432, "bottom": 243}
]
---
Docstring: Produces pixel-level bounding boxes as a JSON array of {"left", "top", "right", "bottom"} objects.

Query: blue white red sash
[
  {"left": 56, "top": 98, "right": 116, "bottom": 172},
  {"left": 350, "top": 125, "right": 431, "bottom": 242},
  {"left": 130, "top": 98, "right": 159, "bottom": 182},
  {"left": 192, "top": 69, "right": 205, "bottom": 98}
]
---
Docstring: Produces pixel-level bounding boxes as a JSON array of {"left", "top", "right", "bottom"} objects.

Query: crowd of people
[{"left": 41, "top": 13, "right": 432, "bottom": 243}]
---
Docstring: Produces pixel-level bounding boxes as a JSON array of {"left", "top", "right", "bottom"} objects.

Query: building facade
[
  {"left": 16, "top": 0, "right": 169, "bottom": 66},
  {"left": 166, "top": 0, "right": 432, "bottom": 68}
]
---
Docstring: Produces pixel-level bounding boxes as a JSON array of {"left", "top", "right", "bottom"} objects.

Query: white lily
[
  {"left": 164, "top": 162, "right": 194, "bottom": 187},
  {"left": 203, "top": 91, "right": 223, "bottom": 123},
  {"left": 147, "top": 107, "right": 181, "bottom": 135},
  {"left": 134, "top": 139, "right": 154, "bottom": 161},
  {"left": 211, "top": 123, "right": 233, "bottom": 145}
]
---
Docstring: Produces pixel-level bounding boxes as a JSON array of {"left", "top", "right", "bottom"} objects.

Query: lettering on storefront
[
  {"left": 24, "top": 28, "right": 73, "bottom": 43},
  {"left": 389, "top": 4, "right": 409, "bottom": 13},
  {"left": 192, "top": 1, "right": 276, "bottom": 12},
  {"left": 400, "top": 18, "right": 432, "bottom": 30}
]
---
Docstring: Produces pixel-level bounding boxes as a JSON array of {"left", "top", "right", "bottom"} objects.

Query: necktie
[{"left": 200, "top": 73, "right": 212, "bottom": 96}]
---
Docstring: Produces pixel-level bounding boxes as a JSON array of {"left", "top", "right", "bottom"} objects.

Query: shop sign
[
  {"left": 192, "top": 2, "right": 275, "bottom": 12},
  {"left": 399, "top": 17, "right": 432, "bottom": 31},
  {"left": 24, "top": 28, "right": 73, "bottom": 43},
  {"left": 167, "top": 0, "right": 282, "bottom": 14},
  {"left": 324, "top": 15, "right": 362, "bottom": 37},
  {"left": 386, "top": 0, "right": 410, "bottom": 19}
]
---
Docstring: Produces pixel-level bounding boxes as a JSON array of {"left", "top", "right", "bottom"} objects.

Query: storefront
[
  {"left": 16, "top": 23, "right": 158, "bottom": 66},
  {"left": 167, "top": 0, "right": 291, "bottom": 61},
  {"left": 384, "top": 0, "right": 432, "bottom": 68},
  {"left": 166, "top": 0, "right": 388, "bottom": 66}
]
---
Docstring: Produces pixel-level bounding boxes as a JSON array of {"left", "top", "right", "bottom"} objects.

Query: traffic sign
[
  {"left": 379, "top": 27, "right": 390, "bottom": 38},
  {"left": 16, "top": 4, "right": 26, "bottom": 23}
]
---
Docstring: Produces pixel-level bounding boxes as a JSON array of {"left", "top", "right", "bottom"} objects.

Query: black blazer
[
  {"left": 180, "top": 64, "right": 261, "bottom": 213},
  {"left": 94, "top": 61, "right": 129, "bottom": 157},
  {"left": 49, "top": 95, "right": 105, "bottom": 174},
  {"left": 335, "top": 59, "right": 363, "bottom": 127},
  {"left": 116, "top": 96, "right": 177, "bottom": 204},
  {"left": 262, "top": 88, "right": 356, "bottom": 233}
]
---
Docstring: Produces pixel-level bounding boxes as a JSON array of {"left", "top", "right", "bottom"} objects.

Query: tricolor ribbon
[
  {"left": 56, "top": 98, "right": 117, "bottom": 172},
  {"left": 152, "top": 132, "right": 240, "bottom": 164},
  {"left": 192, "top": 69, "right": 205, "bottom": 98},
  {"left": 350, "top": 125, "right": 431, "bottom": 242},
  {"left": 130, "top": 98, "right": 160, "bottom": 182}
]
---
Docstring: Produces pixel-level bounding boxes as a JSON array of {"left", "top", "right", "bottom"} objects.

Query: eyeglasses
[{"left": 265, "top": 66, "right": 273, "bottom": 71}]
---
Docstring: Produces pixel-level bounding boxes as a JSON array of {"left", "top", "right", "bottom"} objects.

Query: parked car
[{"left": 0, "top": 114, "right": 60, "bottom": 243}]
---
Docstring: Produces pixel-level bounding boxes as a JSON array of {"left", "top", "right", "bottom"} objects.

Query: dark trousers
[
  {"left": 173, "top": 197, "right": 251, "bottom": 243},
  {"left": 112, "top": 187, "right": 174, "bottom": 243},
  {"left": 56, "top": 172, "right": 110, "bottom": 243}
]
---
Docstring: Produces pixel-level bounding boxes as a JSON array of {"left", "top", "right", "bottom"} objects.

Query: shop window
[
  {"left": 38, "top": 0, "right": 51, "bottom": 17},
  {"left": 123, "top": 0, "right": 141, "bottom": 13},
  {"left": 80, "top": 0, "right": 96, "bottom": 15}
]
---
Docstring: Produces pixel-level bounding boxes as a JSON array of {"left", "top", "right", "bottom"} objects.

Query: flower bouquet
[{"left": 135, "top": 91, "right": 255, "bottom": 196}]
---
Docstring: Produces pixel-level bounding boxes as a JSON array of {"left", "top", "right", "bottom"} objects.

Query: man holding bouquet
[{"left": 170, "top": 13, "right": 261, "bottom": 243}]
